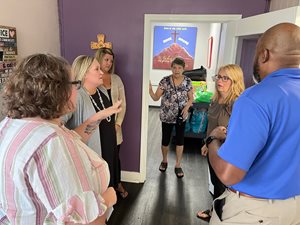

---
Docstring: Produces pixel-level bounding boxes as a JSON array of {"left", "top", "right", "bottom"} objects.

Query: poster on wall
[
  {"left": 0, "top": 25, "right": 17, "bottom": 90},
  {"left": 152, "top": 25, "right": 197, "bottom": 70}
]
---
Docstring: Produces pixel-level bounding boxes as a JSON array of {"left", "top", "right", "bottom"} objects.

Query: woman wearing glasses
[
  {"left": 62, "top": 55, "right": 122, "bottom": 193},
  {"left": 0, "top": 54, "right": 116, "bottom": 225},
  {"left": 197, "top": 64, "right": 245, "bottom": 222}
]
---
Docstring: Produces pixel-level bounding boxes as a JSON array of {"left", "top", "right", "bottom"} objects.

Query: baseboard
[{"left": 121, "top": 171, "right": 145, "bottom": 183}]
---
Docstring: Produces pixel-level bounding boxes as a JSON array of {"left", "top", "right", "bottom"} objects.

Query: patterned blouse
[
  {"left": 159, "top": 75, "right": 192, "bottom": 124},
  {"left": 0, "top": 117, "right": 110, "bottom": 225}
]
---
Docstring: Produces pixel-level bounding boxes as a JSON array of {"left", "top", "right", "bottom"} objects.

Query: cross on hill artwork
[{"left": 152, "top": 26, "right": 197, "bottom": 70}]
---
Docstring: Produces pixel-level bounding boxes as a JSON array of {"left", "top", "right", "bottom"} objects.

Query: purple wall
[
  {"left": 240, "top": 39, "right": 259, "bottom": 88},
  {"left": 58, "top": 0, "right": 267, "bottom": 172}
]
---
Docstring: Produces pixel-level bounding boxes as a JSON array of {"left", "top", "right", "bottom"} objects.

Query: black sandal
[
  {"left": 116, "top": 184, "right": 128, "bottom": 199},
  {"left": 174, "top": 167, "right": 184, "bottom": 178},
  {"left": 159, "top": 162, "right": 168, "bottom": 172},
  {"left": 116, "top": 189, "right": 128, "bottom": 199},
  {"left": 196, "top": 209, "right": 211, "bottom": 222}
]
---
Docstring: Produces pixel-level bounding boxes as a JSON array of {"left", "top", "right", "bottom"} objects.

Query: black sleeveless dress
[{"left": 90, "top": 88, "right": 119, "bottom": 188}]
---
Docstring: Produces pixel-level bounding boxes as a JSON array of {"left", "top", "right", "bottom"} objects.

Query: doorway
[
  {"left": 140, "top": 7, "right": 300, "bottom": 182},
  {"left": 140, "top": 14, "right": 242, "bottom": 182}
]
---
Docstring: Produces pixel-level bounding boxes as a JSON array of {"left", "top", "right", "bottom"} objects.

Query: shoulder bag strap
[{"left": 171, "top": 75, "right": 180, "bottom": 110}]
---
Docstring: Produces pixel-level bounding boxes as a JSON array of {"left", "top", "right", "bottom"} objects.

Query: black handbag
[
  {"left": 176, "top": 108, "right": 184, "bottom": 125},
  {"left": 183, "top": 66, "right": 207, "bottom": 81}
]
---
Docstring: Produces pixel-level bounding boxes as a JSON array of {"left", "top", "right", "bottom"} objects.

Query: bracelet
[{"left": 205, "top": 136, "right": 218, "bottom": 148}]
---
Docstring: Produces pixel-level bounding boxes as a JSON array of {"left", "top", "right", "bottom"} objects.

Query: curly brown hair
[{"left": 3, "top": 54, "right": 72, "bottom": 119}]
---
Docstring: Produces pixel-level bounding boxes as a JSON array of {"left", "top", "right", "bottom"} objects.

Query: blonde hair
[
  {"left": 72, "top": 55, "right": 94, "bottom": 83},
  {"left": 212, "top": 64, "right": 245, "bottom": 105},
  {"left": 94, "top": 48, "right": 115, "bottom": 74}
]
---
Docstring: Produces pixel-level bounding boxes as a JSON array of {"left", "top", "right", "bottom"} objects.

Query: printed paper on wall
[{"left": 0, "top": 25, "right": 17, "bottom": 90}]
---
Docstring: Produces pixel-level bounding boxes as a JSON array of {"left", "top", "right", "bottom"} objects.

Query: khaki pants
[{"left": 210, "top": 189, "right": 300, "bottom": 225}]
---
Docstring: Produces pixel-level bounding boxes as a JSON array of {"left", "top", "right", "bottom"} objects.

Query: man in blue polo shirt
[{"left": 206, "top": 23, "right": 300, "bottom": 225}]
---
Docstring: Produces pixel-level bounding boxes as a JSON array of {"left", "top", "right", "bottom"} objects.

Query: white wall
[
  {"left": 0, "top": 0, "right": 60, "bottom": 119},
  {"left": 0, "top": 0, "right": 60, "bottom": 58},
  {"left": 206, "top": 23, "right": 222, "bottom": 93}
]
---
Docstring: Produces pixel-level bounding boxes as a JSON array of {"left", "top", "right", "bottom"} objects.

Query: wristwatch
[{"left": 205, "top": 136, "right": 218, "bottom": 148}]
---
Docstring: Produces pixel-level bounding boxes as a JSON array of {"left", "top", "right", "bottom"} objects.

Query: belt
[{"left": 228, "top": 188, "right": 256, "bottom": 198}]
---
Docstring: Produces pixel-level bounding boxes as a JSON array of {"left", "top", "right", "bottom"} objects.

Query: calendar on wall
[{"left": 0, "top": 25, "right": 17, "bottom": 90}]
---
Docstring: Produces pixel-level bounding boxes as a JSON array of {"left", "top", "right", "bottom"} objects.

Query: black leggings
[
  {"left": 161, "top": 122, "right": 186, "bottom": 146},
  {"left": 207, "top": 155, "right": 226, "bottom": 199}
]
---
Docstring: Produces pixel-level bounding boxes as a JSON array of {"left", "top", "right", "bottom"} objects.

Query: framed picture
[{"left": 152, "top": 25, "right": 197, "bottom": 70}]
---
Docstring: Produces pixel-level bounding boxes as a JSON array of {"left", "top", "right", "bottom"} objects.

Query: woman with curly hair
[
  {"left": 0, "top": 54, "right": 116, "bottom": 225},
  {"left": 149, "top": 57, "right": 194, "bottom": 178}
]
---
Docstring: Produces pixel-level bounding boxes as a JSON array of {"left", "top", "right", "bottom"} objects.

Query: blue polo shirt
[{"left": 218, "top": 68, "right": 300, "bottom": 199}]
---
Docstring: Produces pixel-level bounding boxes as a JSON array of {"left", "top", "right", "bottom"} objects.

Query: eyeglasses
[
  {"left": 212, "top": 74, "right": 231, "bottom": 82},
  {"left": 69, "top": 80, "right": 81, "bottom": 90}
]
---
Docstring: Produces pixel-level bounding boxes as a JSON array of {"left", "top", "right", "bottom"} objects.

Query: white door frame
[{"left": 219, "top": 6, "right": 300, "bottom": 66}]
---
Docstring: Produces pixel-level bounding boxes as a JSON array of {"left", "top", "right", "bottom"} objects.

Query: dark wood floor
[{"left": 108, "top": 107, "right": 212, "bottom": 225}]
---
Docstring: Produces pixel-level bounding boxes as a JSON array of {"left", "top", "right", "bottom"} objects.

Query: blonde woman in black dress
[{"left": 64, "top": 55, "right": 121, "bottom": 193}]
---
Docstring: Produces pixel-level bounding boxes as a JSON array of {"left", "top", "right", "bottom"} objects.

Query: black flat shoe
[
  {"left": 116, "top": 187, "right": 128, "bottom": 199},
  {"left": 159, "top": 162, "right": 168, "bottom": 172},
  {"left": 174, "top": 167, "right": 184, "bottom": 178}
]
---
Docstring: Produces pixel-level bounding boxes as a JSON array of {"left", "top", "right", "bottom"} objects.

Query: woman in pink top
[{"left": 0, "top": 54, "right": 116, "bottom": 225}]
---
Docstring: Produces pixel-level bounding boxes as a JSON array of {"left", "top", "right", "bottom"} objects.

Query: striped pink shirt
[{"left": 0, "top": 117, "right": 110, "bottom": 225}]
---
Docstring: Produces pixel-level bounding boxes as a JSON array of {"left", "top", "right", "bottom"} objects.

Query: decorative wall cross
[{"left": 90, "top": 34, "right": 112, "bottom": 49}]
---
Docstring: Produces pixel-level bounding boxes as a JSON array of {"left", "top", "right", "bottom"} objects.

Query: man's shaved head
[{"left": 253, "top": 23, "right": 300, "bottom": 82}]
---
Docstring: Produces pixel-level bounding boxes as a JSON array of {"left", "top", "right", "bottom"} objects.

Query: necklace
[{"left": 89, "top": 88, "right": 111, "bottom": 122}]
